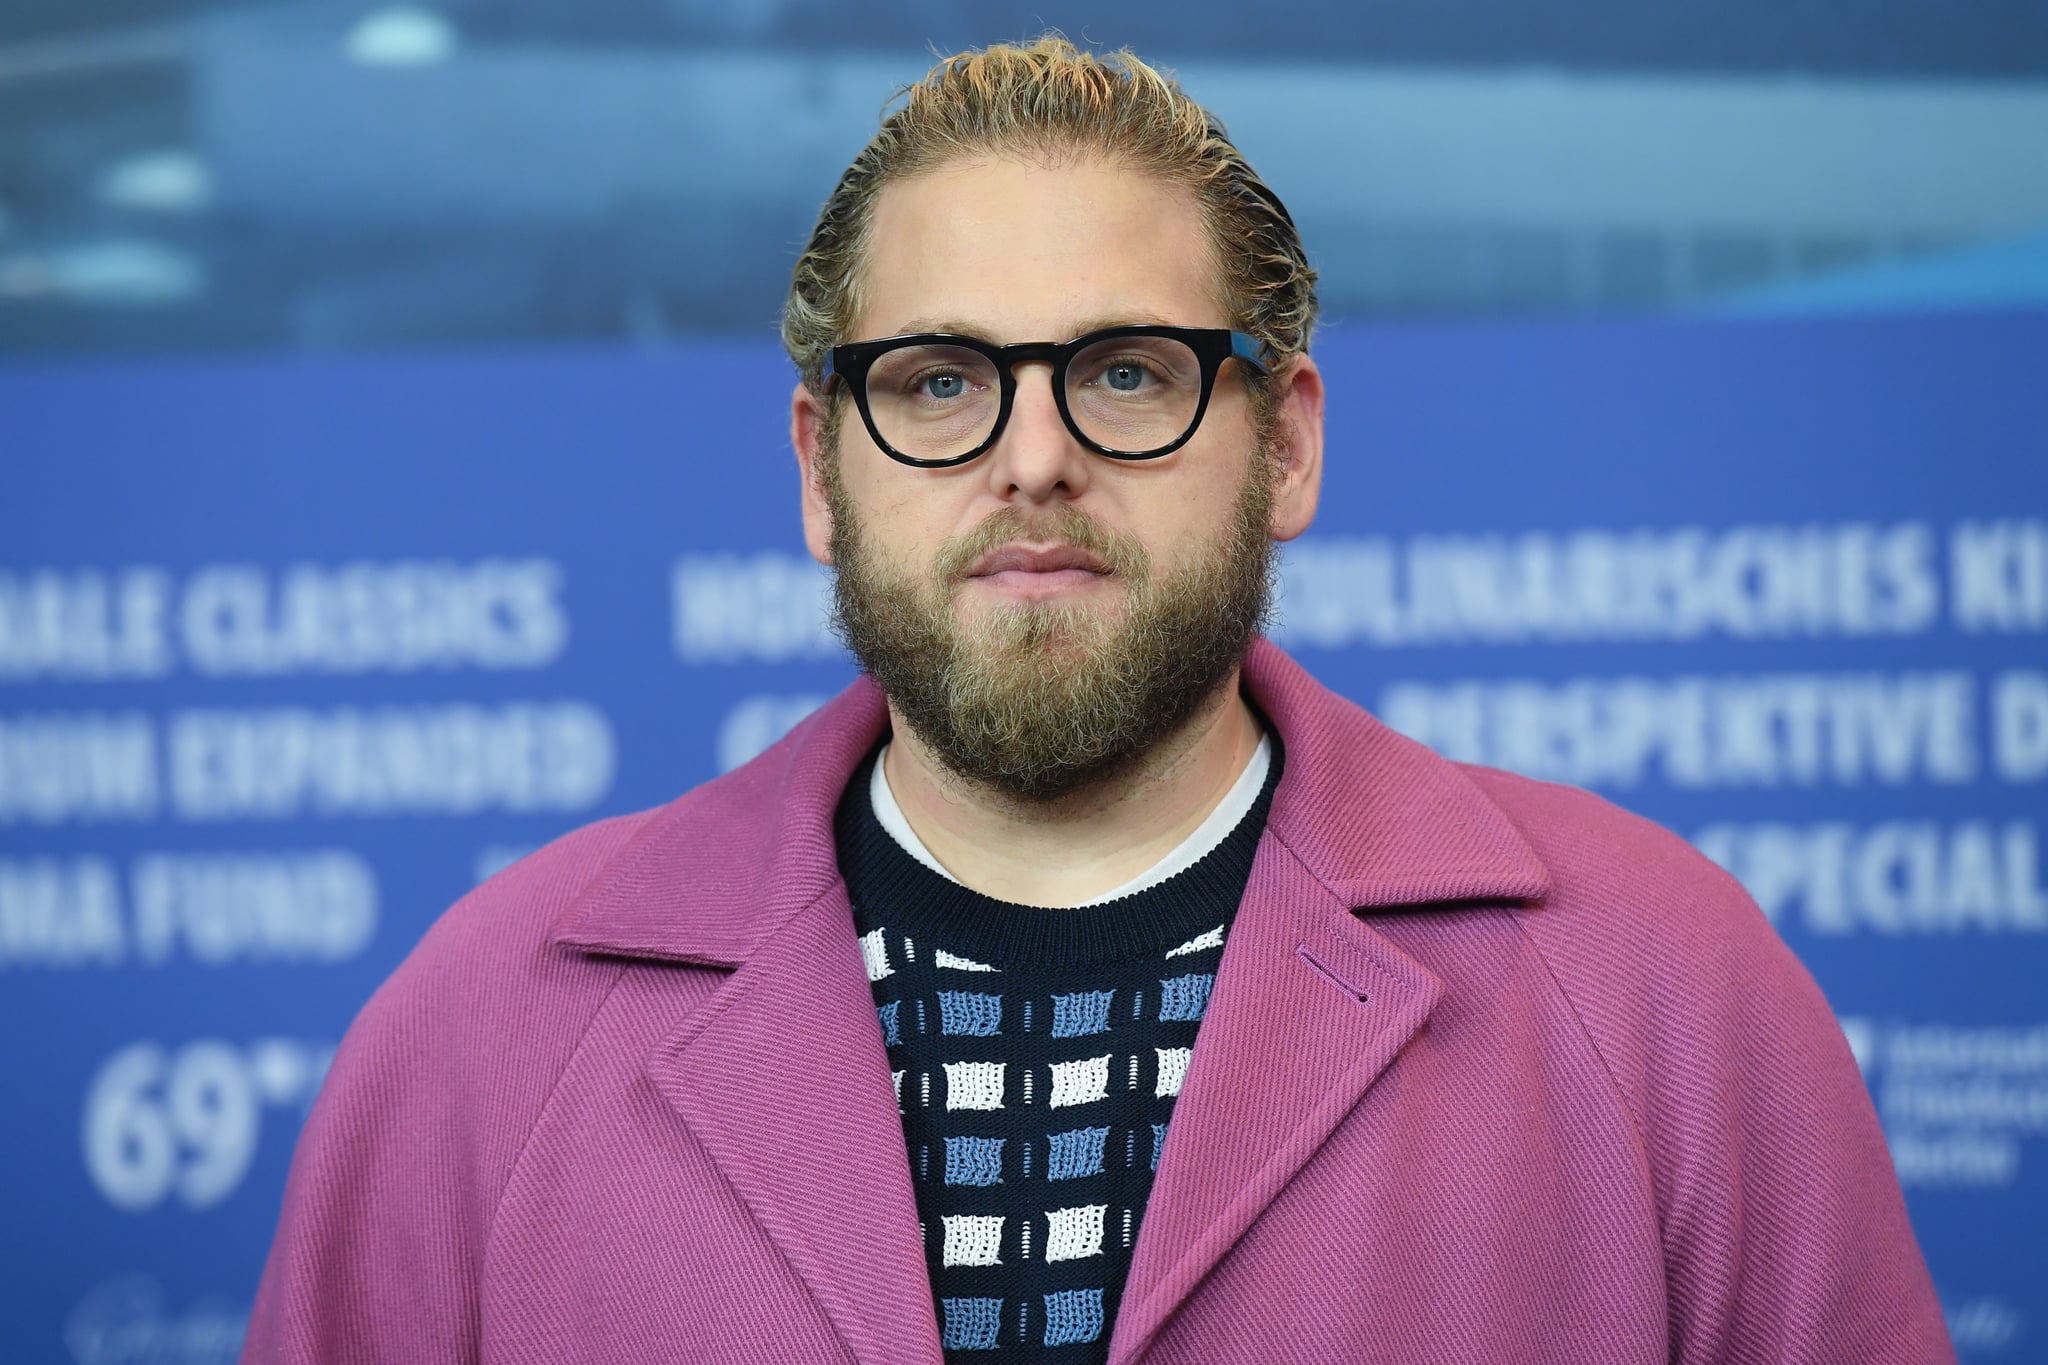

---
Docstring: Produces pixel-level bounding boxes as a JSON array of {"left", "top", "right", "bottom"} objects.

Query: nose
[{"left": 981, "top": 360, "right": 1092, "bottom": 504}]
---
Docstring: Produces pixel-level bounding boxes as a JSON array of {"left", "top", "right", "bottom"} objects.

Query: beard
[{"left": 825, "top": 443, "right": 1277, "bottom": 804}]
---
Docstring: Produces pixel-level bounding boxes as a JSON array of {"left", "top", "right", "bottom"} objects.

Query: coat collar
[
  {"left": 550, "top": 638, "right": 1549, "bottom": 1365},
  {"left": 553, "top": 637, "right": 1548, "bottom": 965}
]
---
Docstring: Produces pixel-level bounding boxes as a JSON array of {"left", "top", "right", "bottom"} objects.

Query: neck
[{"left": 880, "top": 670, "right": 1264, "bottom": 907}]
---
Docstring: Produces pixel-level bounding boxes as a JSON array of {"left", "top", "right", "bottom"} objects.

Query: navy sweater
[{"left": 836, "top": 738, "right": 1281, "bottom": 1360}]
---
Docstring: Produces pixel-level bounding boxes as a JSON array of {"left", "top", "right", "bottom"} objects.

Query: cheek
[
  {"left": 1145, "top": 462, "right": 1251, "bottom": 549},
  {"left": 850, "top": 463, "right": 985, "bottom": 545},
  {"left": 842, "top": 467, "right": 972, "bottom": 566}
]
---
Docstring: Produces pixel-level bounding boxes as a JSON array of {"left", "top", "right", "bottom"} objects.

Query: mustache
[{"left": 932, "top": 505, "right": 1151, "bottom": 586}]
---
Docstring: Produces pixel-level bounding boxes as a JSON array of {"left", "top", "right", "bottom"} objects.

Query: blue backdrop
[{"left": 4, "top": 310, "right": 2045, "bottom": 1361}]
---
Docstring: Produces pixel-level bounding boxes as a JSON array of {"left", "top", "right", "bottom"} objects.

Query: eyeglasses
[{"left": 823, "top": 325, "right": 1272, "bottom": 469}]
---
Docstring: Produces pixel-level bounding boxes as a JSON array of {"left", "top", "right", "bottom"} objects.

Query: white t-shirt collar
[{"left": 868, "top": 733, "right": 1272, "bottom": 907}]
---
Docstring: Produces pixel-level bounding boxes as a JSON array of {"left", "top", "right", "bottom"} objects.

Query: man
[{"left": 244, "top": 38, "right": 1952, "bottom": 1364}]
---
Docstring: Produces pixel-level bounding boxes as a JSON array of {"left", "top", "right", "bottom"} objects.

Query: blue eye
[
  {"left": 921, "top": 372, "right": 968, "bottom": 400},
  {"left": 1102, "top": 363, "right": 1147, "bottom": 392}
]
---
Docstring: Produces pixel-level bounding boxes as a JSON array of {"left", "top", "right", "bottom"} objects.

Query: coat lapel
[
  {"left": 555, "top": 679, "right": 943, "bottom": 1365},
  {"left": 644, "top": 881, "right": 943, "bottom": 1365},
  {"left": 1110, "top": 642, "right": 1550, "bottom": 1362},
  {"left": 1107, "top": 836, "right": 1446, "bottom": 1365}
]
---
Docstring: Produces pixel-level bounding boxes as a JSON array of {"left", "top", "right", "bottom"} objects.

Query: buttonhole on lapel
[{"left": 1297, "top": 945, "right": 1370, "bottom": 1006}]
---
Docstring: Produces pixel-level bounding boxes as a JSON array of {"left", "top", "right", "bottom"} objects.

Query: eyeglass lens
[{"left": 861, "top": 334, "right": 1207, "bottom": 462}]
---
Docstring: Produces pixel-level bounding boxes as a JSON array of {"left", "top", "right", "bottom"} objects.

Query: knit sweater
[{"left": 836, "top": 740, "right": 1282, "bottom": 1360}]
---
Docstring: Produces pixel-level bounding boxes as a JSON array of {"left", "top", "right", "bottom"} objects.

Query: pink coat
[{"left": 244, "top": 640, "right": 1952, "bottom": 1363}]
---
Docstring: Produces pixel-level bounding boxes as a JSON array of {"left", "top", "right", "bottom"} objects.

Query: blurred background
[
  {"left": 5, "top": 0, "right": 2048, "bottom": 351},
  {"left": 3, "top": 3, "right": 2046, "bottom": 1362}
]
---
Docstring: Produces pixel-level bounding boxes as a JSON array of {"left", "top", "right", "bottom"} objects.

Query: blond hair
[{"left": 781, "top": 36, "right": 1318, "bottom": 399}]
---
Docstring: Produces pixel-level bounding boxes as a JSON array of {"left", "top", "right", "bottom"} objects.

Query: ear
[
  {"left": 790, "top": 380, "right": 835, "bottom": 566},
  {"left": 1265, "top": 352, "right": 1325, "bottom": 543}
]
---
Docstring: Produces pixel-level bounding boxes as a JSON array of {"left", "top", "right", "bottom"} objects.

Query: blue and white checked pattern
[{"left": 865, "top": 923, "right": 1226, "bottom": 1358}]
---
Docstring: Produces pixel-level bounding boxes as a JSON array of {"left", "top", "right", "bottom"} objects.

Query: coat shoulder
[
  {"left": 1456, "top": 761, "right": 1782, "bottom": 979},
  {"left": 395, "top": 804, "right": 660, "bottom": 1001},
  {"left": 1451, "top": 763, "right": 1846, "bottom": 1133},
  {"left": 316, "top": 805, "right": 661, "bottom": 1185},
  {"left": 247, "top": 805, "right": 674, "bottom": 1359},
  {"left": 1444, "top": 768, "right": 1947, "bottom": 1360}
]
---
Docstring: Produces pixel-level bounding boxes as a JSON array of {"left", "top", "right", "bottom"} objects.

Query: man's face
[{"left": 794, "top": 155, "right": 1319, "bottom": 800}]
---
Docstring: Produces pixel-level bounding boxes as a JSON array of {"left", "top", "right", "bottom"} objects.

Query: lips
[{"left": 967, "top": 545, "right": 1111, "bottom": 578}]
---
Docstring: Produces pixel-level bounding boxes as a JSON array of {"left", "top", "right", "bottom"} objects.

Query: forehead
[{"left": 854, "top": 155, "right": 1224, "bottom": 342}]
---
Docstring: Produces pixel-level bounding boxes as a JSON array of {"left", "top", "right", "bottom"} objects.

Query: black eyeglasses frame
[{"left": 822, "top": 325, "right": 1272, "bottom": 469}]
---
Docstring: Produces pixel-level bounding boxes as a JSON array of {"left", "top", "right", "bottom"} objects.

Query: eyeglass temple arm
[{"left": 1230, "top": 331, "right": 1276, "bottom": 373}]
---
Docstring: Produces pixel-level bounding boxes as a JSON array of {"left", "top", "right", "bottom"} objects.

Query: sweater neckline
[
  {"left": 870, "top": 734, "right": 1272, "bottom": 906},
  {"left": 834, "top": 730, "right": 1282, "bottom": 971}
]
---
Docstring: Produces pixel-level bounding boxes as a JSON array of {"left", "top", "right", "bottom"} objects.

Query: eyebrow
[{"left": 890, "top": 312, "right": 1183, "bottom": 341}]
